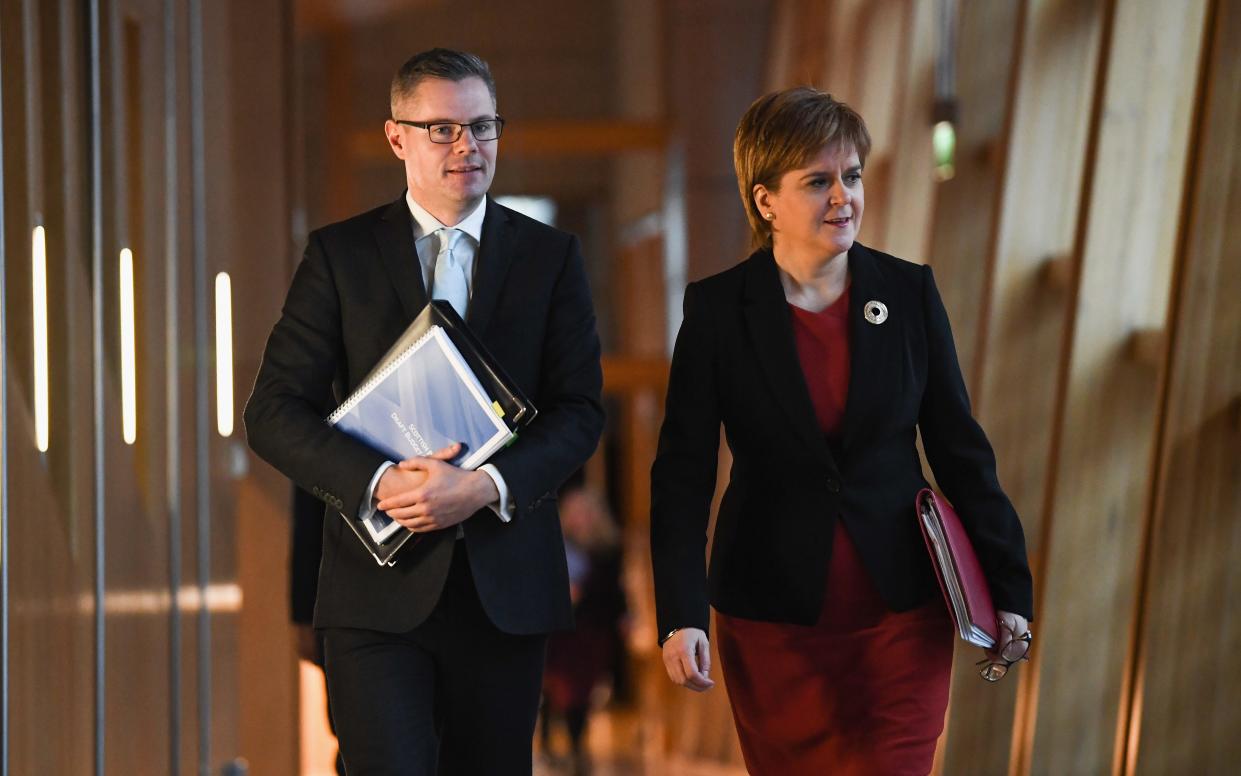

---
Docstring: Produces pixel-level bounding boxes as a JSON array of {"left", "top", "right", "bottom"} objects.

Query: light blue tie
[{"left": 431, "top": 228, "right": 469, "bottom": 318}]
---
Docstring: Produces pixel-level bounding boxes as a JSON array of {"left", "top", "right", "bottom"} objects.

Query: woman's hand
[
  {"left": 991, "top": 610, "right": 1031, "bottom": 661},
  {"left": 661, "top": 627, "right": 716, "bottom": 692}
]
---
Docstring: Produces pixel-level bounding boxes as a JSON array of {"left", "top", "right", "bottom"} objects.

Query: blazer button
[{"left": 826, "top": 478, "right": 841, "bottom": 493}]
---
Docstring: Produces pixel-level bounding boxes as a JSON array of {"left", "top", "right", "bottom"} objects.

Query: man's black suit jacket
[
  {"left": 650, "top": 243, "right": 1034, "bottom": 640},
  {"left": 246, "top": 196, "right": 604, "bottom": 635},
  {"left": 290, "top": 485, "right": 325, "bottom": 627}
]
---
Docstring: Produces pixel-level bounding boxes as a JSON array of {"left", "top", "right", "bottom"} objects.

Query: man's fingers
[
  {"left": 393, "top": 514, "right": 440, "bottom": 532},
  {"left": 428, "top": 443, "right": 461, "bottom": 461},
  {"left": 396, "top": 447, "right": 459, "bottom": 470},
  {"left": 384, "top": 502, "right": 429, "bottom": 521},
  {"left": 397, "top": 457, "right": 438, "bottom": 472},
  {"left": 377, "top": 488, "right": 426, "bottom": 512}
]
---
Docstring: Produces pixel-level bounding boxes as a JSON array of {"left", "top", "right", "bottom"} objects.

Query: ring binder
[
  {"left": 326, "top": 301, "right": 537, "bottom": 565},
  {"left": 328, "top": 327, "right": 441, "bottom": 424}
]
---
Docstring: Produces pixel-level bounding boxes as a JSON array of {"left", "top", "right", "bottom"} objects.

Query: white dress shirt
[{"left": 356, "top": 193, "right": 514, "bottom": 530}]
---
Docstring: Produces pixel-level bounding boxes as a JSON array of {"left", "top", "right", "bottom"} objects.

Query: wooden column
[
  {"left": 1029, "top": 0, "right": 1210, "bottom": 772},
  {"left": 923, "top": 1, "right": 1023, "bottom": 386},
  {"left": 926, "top": 2, "right": 1026, "bottom": 772},
  {"left": 963, "top": 0, "right": 1111, "bottom": 764},
  {"left": 878, "top": 0, "right": 936, "bottom": 263},
  {"left": 2, "top": 0, "right": 98, "bottom": 772},
  {"left": 964, "top": 0, "right": 1112, "bottom": 767},
  {"left": 1128, "top": 0, "right": 1241, "bottom": 771}
]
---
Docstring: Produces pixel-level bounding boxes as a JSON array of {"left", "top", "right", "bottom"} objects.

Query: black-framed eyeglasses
[
  {"left": 394, "top": 117, "right": 505, "bottom": 144},
  {"left": 977, "top": 631, "right": 1032, "bottom": 682}
]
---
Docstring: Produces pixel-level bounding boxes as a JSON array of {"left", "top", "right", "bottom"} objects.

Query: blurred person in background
[
  {"left": 649, "top": 86, "right": 1034, "bottom": 775},
  {"left": 539, "top": 472, "right": 627, "bottom": 774},
  {"left": 289, "top": 484, "right": 346, "bottom": 776}
]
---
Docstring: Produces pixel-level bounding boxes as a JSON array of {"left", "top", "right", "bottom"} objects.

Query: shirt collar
[{"left": 405, "top": 192, "right": 487, "bottom": 245}]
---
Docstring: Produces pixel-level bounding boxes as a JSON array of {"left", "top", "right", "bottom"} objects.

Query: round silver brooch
[{"left": 864, "top": 300, "right": 889, "bottom": 325}]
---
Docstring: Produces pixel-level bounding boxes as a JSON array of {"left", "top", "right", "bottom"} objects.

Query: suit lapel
[
  {"left": 467, "top": 198, "right": 514, "bottom": 338},
  {"left": 741, "top": 250, "right": 839, "bottom": 473},
  {"left": 838, "top": 243, "right": 901, "bottom": 451},
  {"left": 372, "top": 196, "right": 429, "bottom": 320}
]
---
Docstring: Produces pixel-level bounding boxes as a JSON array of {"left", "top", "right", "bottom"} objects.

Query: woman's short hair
[
  {"left": 733, "top": 87, "right": 872, "bottom": 249},
  {"left": 390, "top": 48, "right": 496, "bottom": 115}
]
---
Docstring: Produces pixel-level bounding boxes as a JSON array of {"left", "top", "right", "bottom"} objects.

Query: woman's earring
[{"left": 764, "top": 212, "right": 774, "bottom": 220}]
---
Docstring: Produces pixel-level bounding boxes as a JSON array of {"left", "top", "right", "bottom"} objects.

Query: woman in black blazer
[{"left": 650, "top": 87, "right": 1034, "bottom": 775}]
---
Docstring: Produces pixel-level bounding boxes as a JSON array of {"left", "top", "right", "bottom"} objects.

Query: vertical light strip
[
  {"left": 32, "top": 226, "right": 49, "bottom": 451},
  {"left": 120, "top": 249, "right": 137, "bottom": 444},
  {"left": 214, "top": 273, "right": 233, "bottom": 437}
]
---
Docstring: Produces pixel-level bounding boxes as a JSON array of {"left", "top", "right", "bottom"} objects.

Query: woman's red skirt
[{"left": 715, "top": 521, "right": 954, "bottom": 776}]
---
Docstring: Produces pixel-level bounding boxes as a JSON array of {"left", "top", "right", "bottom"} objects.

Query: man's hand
[
  {"left": 661, "top": 627, "right": 715, "bottom": 692},
  {"left": 376, "top": 444, "right": 500, "bottom": 532},
  {"left": 373, "top": 443, "right": 460, "bottom": 506}
]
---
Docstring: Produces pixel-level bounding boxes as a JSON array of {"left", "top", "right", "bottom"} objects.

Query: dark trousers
[{"left": 323, "top": 542, "right": 548, "bottom": 775}]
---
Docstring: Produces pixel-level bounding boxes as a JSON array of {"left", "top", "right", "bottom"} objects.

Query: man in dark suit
[{"left": 245, "top": 48, "right": 604, "bottom": 775}]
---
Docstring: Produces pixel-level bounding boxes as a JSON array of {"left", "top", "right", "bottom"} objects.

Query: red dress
[{"left": 714, "top": 287, "right": 954, "bottom": 775}]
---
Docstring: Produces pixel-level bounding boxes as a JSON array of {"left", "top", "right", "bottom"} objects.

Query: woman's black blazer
[{"left": 650, "top": 243, "right": 1034, "bottom": 640}]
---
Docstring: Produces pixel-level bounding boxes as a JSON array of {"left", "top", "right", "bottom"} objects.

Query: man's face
[{"left": 384, "top": 76, "right": 498, "bottom": 221}]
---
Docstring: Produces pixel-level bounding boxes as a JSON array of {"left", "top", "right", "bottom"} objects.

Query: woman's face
[{"left": 758, "top": 144, "right": 864, "bottom": 262}]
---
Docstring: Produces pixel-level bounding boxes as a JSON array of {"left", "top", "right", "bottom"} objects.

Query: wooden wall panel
[
  {"left": 771, "top": 0, "right": 915, "bottom": 259},
  {"left": 878, "top": 0, "right": 935, "bottom": 263},
  {"left": 2, "top": 0, "right": 289, "bottom": 773},
  {"left": 829, "top": 0, "right": 907, "bottom": 253},
  {"left": 1130, "top": 0, "right": 1241, "bottom": 771},
  {"left": 203, "top": 0, "right": 294, "bottom": 771},
  {"left": 847, "top": 0, "right": 907, "bottom": 168},
  {"left": 669, "top": 0, "right": 770, "bottom": 281},
  {"left": 3, "top": 0, "right": 97, "bottom": 772},
  {"left": 975, "top": 0, "right": 1106, "bottom": 530},
  {"left": 228, "top": 2, "right": 298, "bottom": 773},
  {"left": 764, "top": 0, "right": 926, "bottom": 261},
  {"left": 924, "top": 0, "right": 1022, "bottom": 385},
  {"left": 927, "top": 1, "right": 1026, "bottom": 772},
  {"left": 103, "top": 3, "right": 178, "bottom": 772},
  {"left": 965, "top": 2, "right": 1110, "bottom": 769},
  {"left": 1030, "top": 0, "right": 1209, "bottom": 772}
]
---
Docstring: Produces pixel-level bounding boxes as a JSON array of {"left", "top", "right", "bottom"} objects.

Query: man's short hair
[{"left": 390, "top": 48, "right": 497, "bottom": 115}]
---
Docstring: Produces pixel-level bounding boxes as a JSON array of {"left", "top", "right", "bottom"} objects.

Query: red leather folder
[{"left": 916, "top": 489, "right": 999, "bottom": 648}]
